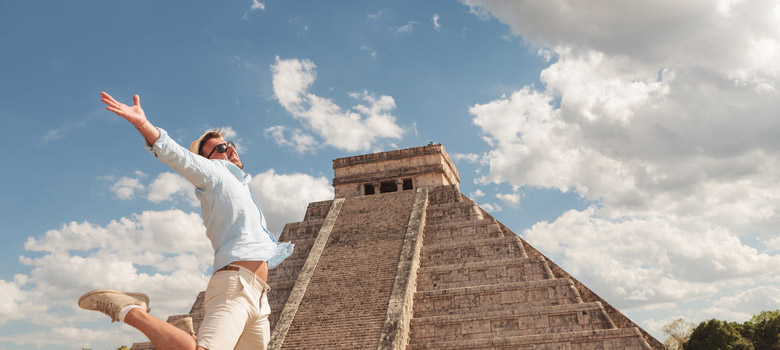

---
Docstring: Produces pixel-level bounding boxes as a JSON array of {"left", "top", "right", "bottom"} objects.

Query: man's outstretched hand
[
  {"left": 101, "top": 92, "right": 147, "bottom": 128},
  {"left": 101, "top": 91, "right": 160, "bottom": 145}
]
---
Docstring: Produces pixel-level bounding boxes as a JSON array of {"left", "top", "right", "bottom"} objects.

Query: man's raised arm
[{"left": 101, "top": 92, "right": 160, "bottom": 145}]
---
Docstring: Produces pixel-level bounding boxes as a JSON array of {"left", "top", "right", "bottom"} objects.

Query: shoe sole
[{"left": 78, "top": 289, "right": 150, "bottom": 309}]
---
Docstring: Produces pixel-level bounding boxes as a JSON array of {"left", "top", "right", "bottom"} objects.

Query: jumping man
[{"left": 78, "top": 92, "right": 293, "bottom": 350}]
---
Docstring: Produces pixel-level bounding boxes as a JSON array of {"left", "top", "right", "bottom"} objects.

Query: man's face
[{"left": 202, "top": 136, "right": 243, "bottom": 169}]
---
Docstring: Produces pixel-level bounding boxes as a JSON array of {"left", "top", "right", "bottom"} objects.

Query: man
[{"left": 78, "top": 92, "right": 293, "bottom": 350}]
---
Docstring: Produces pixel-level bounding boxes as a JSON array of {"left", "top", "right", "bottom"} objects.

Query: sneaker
[
  {"left": 170, "top": 316, "right": 195, "bottom": 335},
  {"left": 78, "top": 289, "right": 150, "bottom": 322}
]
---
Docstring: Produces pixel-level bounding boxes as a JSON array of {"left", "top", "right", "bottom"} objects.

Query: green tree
[
  {"left": 116, "top": 346, "right": 130, "bottom": 350},
  {"left": 663, "top": 317, "right": 695, "bottom": 350},
  {"left": 684, "top": 319, "right": 753, "bottom": 350},
  {"left": 744, "top": 310, "right": 780, "bottom": 350}
]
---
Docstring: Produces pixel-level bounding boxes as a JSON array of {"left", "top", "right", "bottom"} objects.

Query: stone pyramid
[{"left": 132, "top": 144, "right": 662, "bottom": 350}]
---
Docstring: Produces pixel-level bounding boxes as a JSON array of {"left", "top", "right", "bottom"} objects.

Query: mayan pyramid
[{"left": 132, "top": 144, "right": 663, "bottom": 350}]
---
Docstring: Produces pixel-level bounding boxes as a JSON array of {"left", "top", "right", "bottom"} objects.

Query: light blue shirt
[{"left": 146, "top": 128, "right": 293, "bottom": 270}]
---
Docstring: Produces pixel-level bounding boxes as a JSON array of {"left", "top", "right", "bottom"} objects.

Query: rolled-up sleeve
[{"left": 145, "top": 128, "right": 220, "bottom": 190}]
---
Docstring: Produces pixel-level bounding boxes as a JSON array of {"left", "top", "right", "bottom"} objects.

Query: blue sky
[{"left": 3, "top": 0, "right": 780, "bottom": 349}]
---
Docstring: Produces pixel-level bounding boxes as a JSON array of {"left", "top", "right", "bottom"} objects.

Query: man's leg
[
  {"left": 234, "top": 290, "right": 271, "bottom": 350},
  {"left": 78, "top": 290, "right": 199, "bottom": 350},
  {"left": 124, "top": 309, "right": 198, "bottom": 350}
]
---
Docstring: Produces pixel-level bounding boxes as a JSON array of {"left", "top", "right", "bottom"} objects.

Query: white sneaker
[{"left": 78, "top": 289, "right": 150, "bottom": 322}]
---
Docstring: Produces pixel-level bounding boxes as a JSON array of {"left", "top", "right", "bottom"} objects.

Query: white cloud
[
  {"left": 496, "top": 192, "right": 520, "bottom": 206},
  {"left": 479, "top": 202, "right": 501, "bottom": 213},
  {"left": 38, "top": 109, "right": 102, "bottom": 146},
  {"left": 712, "top": 286, "right": 780, "bottom": 319},
  {"left": 524, "top": 208, "right": 780, "bottom": 309},
  {"left": 432, "top": 14, "right": 441, "bottom": 31},
  {"left": 367, "top": 10, "right": 385, "bottom": 21},
  {"left": 462, "top": 0, "right": 780, "bottom": 313},
  {"left": 249, "top": 0, "right": 264, "bottom": 11},
  {"left": 264, "top": 125, "right": 319, "bottom": 153},
  {"left": 394, "top": 21, "right": 419, "bottom": 34},
  {"left": 249, "top": 169, "right": 334, "bottom": 236},
  {"left": 0, "top": 280, "right": 24, "bottom": 326},
  {"left": 147, "top": 172, "right": 199, "bottom": 207},
  {"left": 242, "top": 0, "right": 265, "bottom": 20},
  {"left": 110, "top": 177, "right": 145, "bottom": 200},
  {"left": 361, "top": 45, "right": 377, "bottom": 59},
  {"left": 0, "top": 327, "right": 135, "bottom": 349},
  {"left": 461, "top": 0, "right": 780, "bottom": 86},
  {"left": 270, "top": 57, "right": 404, "bottom": 152},
  {"left": 469, "top": 189, "right": 485, "bottom": 198},
  {"left": 3, "top": 209, "right": 211, "bottom": 348},
  {"left": 452, "top": 152, "right": 481, "bottom": 163}
]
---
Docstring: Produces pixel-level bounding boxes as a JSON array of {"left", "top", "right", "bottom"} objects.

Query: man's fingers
[
  {"left": 105, "top": 106, "right": 122, "bottom": 115},
  {"left": 100, "top": 91, "right": 117, "bottom": 103},
  {"left": 101, "top": 97, "right": 120, "bottom": 108},
  {"left": 133, "top": 94, "right": 141, "bottom": 107}
]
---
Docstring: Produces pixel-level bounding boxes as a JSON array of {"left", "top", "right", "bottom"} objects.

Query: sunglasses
[{"left": 206, "top": 141, "right": 236, "bottom": 158}]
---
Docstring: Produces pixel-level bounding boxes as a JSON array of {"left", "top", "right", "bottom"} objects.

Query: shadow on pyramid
[{"left": 132, "top": 144, "right": 663, "bottom": 350}]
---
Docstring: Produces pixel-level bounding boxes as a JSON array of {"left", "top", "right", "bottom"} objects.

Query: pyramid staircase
[{"left": 405, "top": 186, "right": 656, "bottom": 349}]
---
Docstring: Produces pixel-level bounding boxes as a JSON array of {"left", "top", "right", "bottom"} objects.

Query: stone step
[
  {"left": 426, "top": 201, "right": 479, "bottom": 225},
  {"left": 410, "top": 302, "right": 614, "bottom": 344},
  {"left": 268, "top": 279, "right": 297, "bottom": 307},
  {"left": 418, "top": 257, "right": 553, "bottom": 290},
  {"left": 424, "top": 219, "right": 503, "bottom": 243},
  {"left": 268, "top": 257, "right": 307, "bottom": 283},
  {"left": 413, "top": 279, "right": 582, "bottom": 318},
  {"left": 302, "top": 200, "right": 332, "bottom": 221},
  {"left": 421, "top": 236, "right": 526, "bottom": 267},
  {"left": 427, "top": 185, "right": 464, "bottom": 205},
  {"left": 408, "top": 327, "right": 652, "bottom": 350},
  {"left": 284, "top": 238, "right": 316, "bottom": 260},
  {"left": 280, "top": 220, "right": 325, "bottom": 241}
]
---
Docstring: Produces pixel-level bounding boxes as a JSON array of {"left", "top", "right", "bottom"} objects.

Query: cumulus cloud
[
  {"left": 0, "top": 327, "right": 135, "bottom": 349},
  {"left": 479, "top": 202, "right": 501, "bottom": 213},
  {"left": 469, "top": 189, "right": 485, "bottom": 198},
  {"left": 249, "top": 169, "right": 334, "bottom": 236},
  {"left": 269, "top": 57, "right": 404, "bottom": 152},
  {"left": 496, "top": 192, "right": 521, "bottom": 206},
  {"left": 0, "top": 279, "right": 24, "bottom": 326},
  {"left": 110, "top": 176, "right": 145, "bottom": 200},
  {"left": 147, "top": 172, "right": 199, "bottom": 207},
  {"left": 461, "top": 0, "right": 780, "bottom": 318},
  {"left": 452, "top": 152, "right": 481, "bottom": 163},
  {"left": 461, "top": 0, "right": 780, "bottom": 86},
  {"left": 264, "top": 125, "right": 319, "bottom": 153},
  {"left": 524, "top": 208, "right": 780, "bottom": 309},
  {"left": 2, "top": 209, "right": 211, "bottom": 348}
]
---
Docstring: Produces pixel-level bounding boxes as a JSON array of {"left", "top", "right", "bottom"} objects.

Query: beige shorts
[{"left": 197, "top": 265, "right": 271, "bottom": 350}]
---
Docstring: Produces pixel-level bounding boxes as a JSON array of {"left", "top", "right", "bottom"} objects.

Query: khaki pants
[{"left": 197, "top": 265, "right": 271, "bottom": 350}]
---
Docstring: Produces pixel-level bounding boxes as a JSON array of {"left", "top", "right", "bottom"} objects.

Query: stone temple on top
[{"left": 132, "top": 144, "right": 662, "bottom": 350}]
